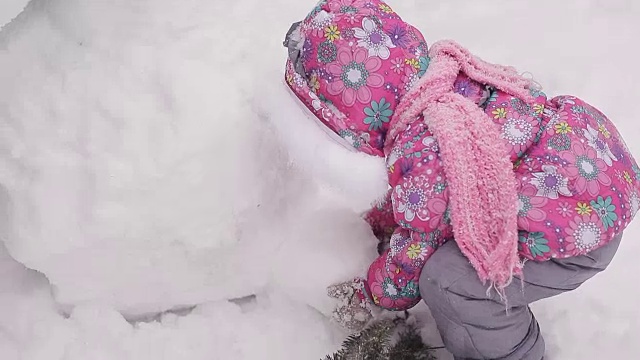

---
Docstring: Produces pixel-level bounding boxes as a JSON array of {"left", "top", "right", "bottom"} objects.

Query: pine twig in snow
[{"left": 323, "top": 317, "right": 437, "bottom": 360}]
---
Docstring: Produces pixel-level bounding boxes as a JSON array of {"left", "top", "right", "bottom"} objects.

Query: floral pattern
[
  {"left": 285, "top": 0, "right": 640, "bottom": 313},
  {"left": 378, "top": 2, "right": 393, "bottom": 14},
  {"left": 554, "top": 121, "right": 572, "bottom": 134},
  {"left": 390, "top": 57, "right": 404, "bottom": 73},
  {"left": 627, "top": 188, "right": 640, "bottom": 218},
  {"left": 354, "top": 17, "right": 396, "bottom": 59},
  {"left": 517, "top": 185, "right": 548, "bottom": 231},
  {"left": 454, "top": 76, "right": 484, "bottom": 100},
  {"left": 386, "top": 23, "right": 410, "bottom": 48},
  {"left": 393, "top": 175, "right": 431, "bottom": 223},
  {"left": 327, "top": 47, "right": 384, "bottom": 106},
  {"left": 565, "top": 214, "right": 604, "bottom": 253},
  {"left": 406, "top": 243, "right": 427, "bottom": 260},
  {"left": 519, "top": 231, "right": 551, "bottom": 258},
  {"left": 556, "top": 201, "right": 573, "bottom": 218},
  {"left": 309, "top": 10, "right": 335, "bottom": 37},
  {"left": 583, "top": 124, "right": 617, "bottom": 166},
  {"left": 364, "top": 89, "right": 640, "bottom": 307},
  {"left": 284, "top": 0, "right": 431, "bottom": 156},
  {"left": 547, "top": 133, "right": 571, "bottom": 151},
  {"left": 418, "top": 56, "right": 430, "bottom": 77},
  {"left": 401, "top": 66, "right": 419, "bottom": 92},
  {"left": 545, "top": 109, "right": 570, "bottom": 136},
  {"left": 400, "top": 281, "right": 419, "bottom": 299},
  {"left": 499, "top": 112, "right": 540, "bottom": 155},
  {"left": 492, "top": 107, "right": 507, "bottom": 119},
  {"left": 576, "top": 202, "right": 592, "bottom": 216},
  {"left": 529, "top": 165, "right": 571, "bottom": 199},
  {"left": 363, "top": 98, "right": 393, "bottom": 130},
  {"left": 426, "top": 196, "right": 447, "bottom": 229},
  {"left": 591, "top": 196, "right": 618, "bottom": 230},
  {"left": 561, "top": 142, "right": 612, "bottom": 197},
  {"left": 328, "top": 0, "right": 363, "bottom": 14},
  {"left": 324, "top": 24, "right": 341, "bottom": 41}
]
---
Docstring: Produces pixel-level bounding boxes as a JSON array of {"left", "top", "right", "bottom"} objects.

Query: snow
[
  {"left": 0, "top": 0, "right": 28, "bottom": 30},
  {"left": 0, "top": 0, "right": 639, "bottom": 359}
]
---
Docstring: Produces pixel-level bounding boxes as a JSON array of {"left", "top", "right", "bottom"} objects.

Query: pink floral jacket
[
  {"left": 364, "top": 77, "right": 640, "bottom": 310},
  {"left": 284, "top": 0, "right": 640, "bottom": 312}
]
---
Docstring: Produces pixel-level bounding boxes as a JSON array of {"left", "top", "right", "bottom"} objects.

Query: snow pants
[{"left": 420, "top": 233, "right": 623, "bottom": 360}]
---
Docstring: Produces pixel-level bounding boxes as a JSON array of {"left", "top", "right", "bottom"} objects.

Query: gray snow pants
[{"left": 420, "top": 233, "right": 623, "bottom": 360}]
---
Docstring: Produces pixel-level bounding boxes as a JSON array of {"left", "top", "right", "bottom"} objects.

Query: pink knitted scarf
[{"left": 387, "top": 40, "right": 536, "bottom": 290}]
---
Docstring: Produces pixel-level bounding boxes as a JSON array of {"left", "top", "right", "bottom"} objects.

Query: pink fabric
[
  {"left": 284, "top": 0, "right": 430, "bottom": 156},
  {"left": 424, "top": 94, "right": 522, "bottom": 288},
  {"left": 385, "top": 40, "right": 535, "bottom": 155},
  {"left": 284, "top": 0, "right": 640, "bottom": 311},
  {"left": 383, "top": 41, "right": 530, "bottom": 289}
]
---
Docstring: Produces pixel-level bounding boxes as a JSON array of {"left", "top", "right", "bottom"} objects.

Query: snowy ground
[
  {"left": 0, "top": 0, "right": 639, "bottom": 359},
  {"left": 0, "top": 0, "right": 27, "bottom": 30}
]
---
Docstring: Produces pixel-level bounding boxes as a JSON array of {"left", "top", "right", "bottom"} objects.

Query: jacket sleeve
[{"left": 364, "top": 121, "right": 453, "bottom": 311}]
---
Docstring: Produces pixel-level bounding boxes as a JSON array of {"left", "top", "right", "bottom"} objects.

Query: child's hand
[{"left": 327, "top": 278, "right": 375, "bottom": 331}]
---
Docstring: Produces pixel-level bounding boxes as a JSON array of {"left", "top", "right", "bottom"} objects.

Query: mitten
[{"left": 327, "top": 278, "right": 376, "bottom": 332}]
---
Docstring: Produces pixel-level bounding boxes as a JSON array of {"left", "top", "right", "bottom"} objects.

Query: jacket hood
[{"left": 283, "top": 0, "right": 430, "bottom": 157}]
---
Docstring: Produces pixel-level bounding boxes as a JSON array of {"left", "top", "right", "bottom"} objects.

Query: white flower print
[
  {"left": 583, "top": 124, "right": 617, "bottom": 166},
  {"left": 354, "top": 17, "right": 396, "bottom": 60},
  {"left": 393, "top": 175, "right": 431, "bottom": 223},
  {"left": 311, "top": 10, "right": 334, "bottom": 31},
  {"left": 630, "top": 190, "right": 640, "bottom": 218},
  {"left": 308, "top": 91, "right": 322, "bottom": 111},
  {"left": 529, "top": 165, "right": 572, "bottom": 199}
]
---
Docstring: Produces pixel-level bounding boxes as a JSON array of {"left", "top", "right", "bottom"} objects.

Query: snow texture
[
  {"left": 0, "top": 0, "right": 639, "bottom": 359},
  {"left": 0, "top": 0, "right": 28, "bottom": 30}
]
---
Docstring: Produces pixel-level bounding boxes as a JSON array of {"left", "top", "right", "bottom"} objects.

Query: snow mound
[
  {"left": 0, "top": 243, "right": 343, "bottom": 360},
  {"left": 0, "top": 0, "right": 639, "bottom": 359},
  {"left": 0, "top": 0, "right": 293, "bottom": 314},
  {"left": 0, "top": 0, "right": 28, "bottom": 30},
  {"left": 0, "top": 0, "right": 381, "bottom": 317}
]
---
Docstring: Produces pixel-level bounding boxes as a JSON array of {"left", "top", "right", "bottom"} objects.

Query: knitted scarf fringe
[{"left": 386, "top": 40, "right": 533, "bottom": 289}]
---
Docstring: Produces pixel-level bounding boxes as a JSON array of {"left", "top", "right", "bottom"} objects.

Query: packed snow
[
  {"left": 0, "top": 0, "right": 639, "bottom": 359},
  {"left": 0, "top": 0, "right": 28, "bottom": 30}
]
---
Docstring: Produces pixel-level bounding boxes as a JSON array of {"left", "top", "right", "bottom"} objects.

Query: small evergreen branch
[
  {"left": 387, "top": 323, "right": 437, "bottom": 360},
  {"left": 323, "top": 317, "right": 438, "bottom": 360}
]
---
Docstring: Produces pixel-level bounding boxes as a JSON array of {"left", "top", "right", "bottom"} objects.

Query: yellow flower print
[
  {"left": 407, "top": 244, "right": 422, "bottom": 260},
  {"left": 624, "top": 171, "right": 633, "bottom": 184},
  {"left": 533, "top": 103, "right": 545, "bottom": 115},
  {"left": 405, "top": 58, "right": 419, "bottom": 69},
  {"left": 576, "top": 202, "right": 592, "bottom": 215},
  {"left": 309, "top": 74, "right": 320, "bottom": 93},
  {"left": 286, "top": 74, "right": 293, "bottom": 86},
  {"left": 599, "top": 124, "right": 611, "bottom": 139},
  {"left": 492, "top": 107, "right": 507, "bottom": 119},
  {"left": 555, "top": 122, "right": 573, "bottom": 134},
  {"left": 324, "top": 25, "right": 340, "bottom": 42},
  {"left": 379, "top": 3, "right": 394, "bottom": 13},
  {"left": 513, "top": 158, "right": 523, "bottom": 170}
]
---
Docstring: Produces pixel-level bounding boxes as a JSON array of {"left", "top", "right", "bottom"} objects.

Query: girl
[{"left": 283, "top": 1, "right": 638, "bottom": 358}]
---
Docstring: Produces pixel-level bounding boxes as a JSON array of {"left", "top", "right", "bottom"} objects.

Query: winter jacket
[{"left": 284, "top": 0, "right": 640, "bottom": 311}]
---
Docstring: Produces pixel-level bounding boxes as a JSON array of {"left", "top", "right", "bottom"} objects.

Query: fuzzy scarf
[{"left": 386, "top": 40, "right": 536, "bottom": 290}]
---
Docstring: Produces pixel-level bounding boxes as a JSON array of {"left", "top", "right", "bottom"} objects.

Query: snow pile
[
  {"left": 0, "top": 242, "right": 342, "bottom": 359},
  {"left": 0, "top": 0, "right": 28, "bottom": 29},
  {"left": 0, "top": 0, "right": 639, "bottom": 359},
  {"left": 0, "top": 0, "right": 288, "bottom": 314},
  {"left": 257, "top": 85, "right": 389, "bottom": 214}
]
